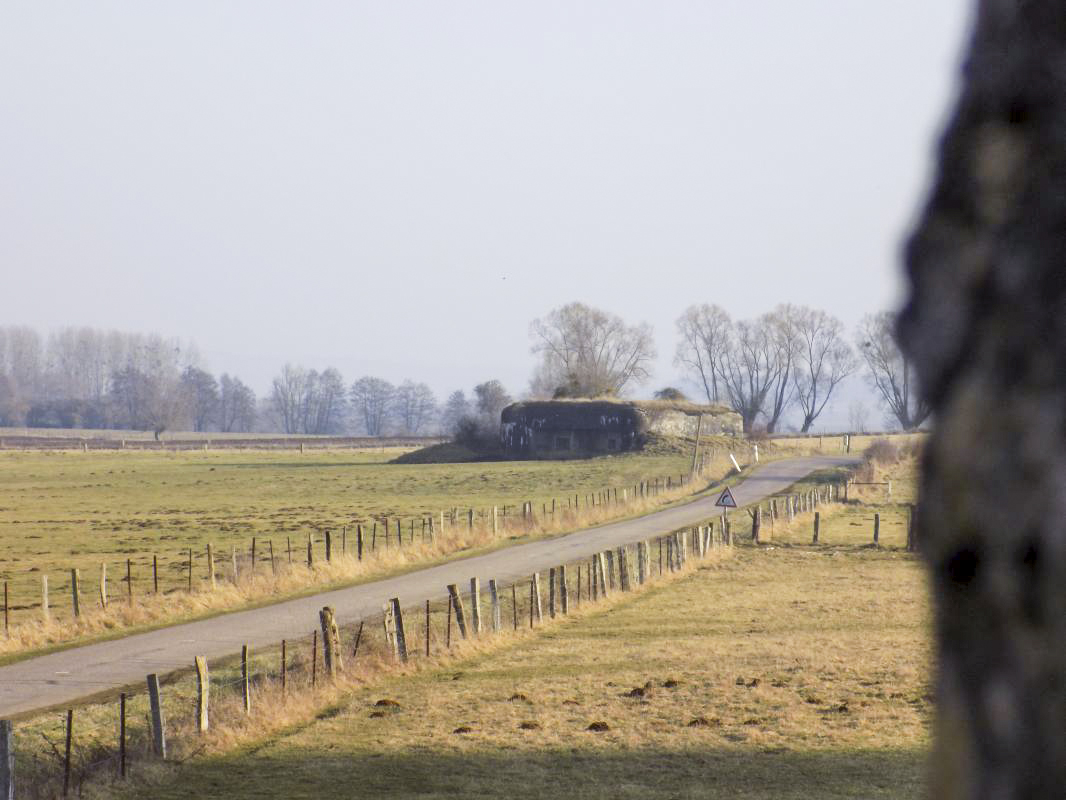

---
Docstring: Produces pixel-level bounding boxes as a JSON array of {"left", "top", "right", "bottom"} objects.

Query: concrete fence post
[
  {"left": 195, "top": 656, "right": 209, "bottom": 733},
  {"left": 147, "top": 673, "right": 166, "bottom": 759}
]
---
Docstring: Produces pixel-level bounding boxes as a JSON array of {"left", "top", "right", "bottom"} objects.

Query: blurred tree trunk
[{"left": 899, "top": 4, "right": 1066, "bottom": 798}]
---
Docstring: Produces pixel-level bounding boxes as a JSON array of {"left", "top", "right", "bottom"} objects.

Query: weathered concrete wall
[
  {"left": 642, "top": 408, "right": 742, "bottom": 438},
  {"left": 499, "top": 401, "right": 742, "bottom": 458}
]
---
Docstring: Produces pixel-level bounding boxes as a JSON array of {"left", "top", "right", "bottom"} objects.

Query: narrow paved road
[{"left": 0, "top": 456, "right": 854, "bottom": 718}]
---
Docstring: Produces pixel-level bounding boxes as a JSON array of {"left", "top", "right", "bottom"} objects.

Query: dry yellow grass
[
  {"left": 27, "top": 512, "right": 930, "bottom": 799},
  {"left": 100, "top": 545, "right": 929, "bottom": 800}
]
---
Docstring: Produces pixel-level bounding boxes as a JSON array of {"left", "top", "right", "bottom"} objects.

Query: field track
[{"left": 0, "top": 455, "right": 855, "bottom": 718}]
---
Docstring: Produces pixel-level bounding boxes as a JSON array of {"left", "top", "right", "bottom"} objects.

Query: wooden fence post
[
  {"left": 469, "top": 578, "right": 482, "bottom": 635},
  {"left": 250, "top": 538, "right": 257, "bottom": 574},
  {"left": 99, "top": 562, "right": 108, "bottom": 609},
  {"left": 548, "top": 568, "right": 557, "bottom": 618},
  {"left": 559, "top": 565, "right": 569, "bottom": 614},
  {"left": 325, "top": 530, "right": 332, "bottom": 563},
  {"left": 389, "top": 598, "right": 408, "bottom": 662},
  {"left": 813, "top": 512, "right": 821, "bottom": 544},
  {"left": 637, "top": 541, "right": 648, "bottom": 584},
  {"left": 0, "top": 718, "right": 12, "bottom": 800},
  {"left": 356, "top": 524, "right": 364, "bottom": 560},
  {"left": 207, "top": 543, "right": 216, "bottom": 589},
  {"left": 241, "top": 645, "right": 251, "bottom": 714},
  {"left": 187, "top": 547, "right": 193, "bottom": 591},
  {"left": 425, "top": 600, "right": 431, "bottom": 656},
  {"left": 874, "top": 513, "right": 880, "bottom": 544},
  {"left": 306, "top": 533, "right": 313, "bottom": 567},
  {"left": 70, "top": 569, "right": 80, "bottom": 617},
  {"left": 281, "top": 639, "right": 287, "bottom": 693},
  {"left": 195, "top": 656, "right": 209, "bottom": 732},
  {"left": 319, "top": 606, "right": 343, "bottom": 674},
  {"left": 147, "top": 673, "right": 166, "bottom": 759},
  {"left": 63, "top": 709, "right": 72, "bottom": 796},
  {"left": 752, "top": 506, "right": 762, "bottom": 543},
  {"left": 488, "top": 579, "right": 501, "bottom": 632},
  {"left": 446, "top": 584, "right": 468, "bottom": 639},
  {"left": 596, "top": 553, "right": 609, "bottom": 597},
  {"left": 617, "top": 547, "right": 631, "bottom": 591},
  {"left": 511, "top": 584, "right": 518, "bottom": 630}
]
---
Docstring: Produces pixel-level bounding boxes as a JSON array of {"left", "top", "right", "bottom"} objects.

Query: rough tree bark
[{"left": 899, "top": 4, "right": 1066, "bottom": 798}]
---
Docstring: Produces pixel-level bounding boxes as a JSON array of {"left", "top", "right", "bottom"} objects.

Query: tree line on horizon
[
  {"left": 0, "top": 304, "right": 928, "bottom": 438},
  {"left": 0, "top": 326, "right": 513, "bottom": 438}
]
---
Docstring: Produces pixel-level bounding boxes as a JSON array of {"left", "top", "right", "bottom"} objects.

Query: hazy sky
[{"left": 1, "top": 2, "right": 972, "bottom": 425}]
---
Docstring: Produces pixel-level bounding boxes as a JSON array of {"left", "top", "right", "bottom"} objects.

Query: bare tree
[
  {"left": 180, "top": 367, "right": 219, "bottom": 432},
  {"left": 716, "top": 317, "right": 780, "bottom": 433},
  {"left": 440, "top": 390, "right": 472, "bottom": 435},
  {"left": 674, "top": 304, "right": 731, "bottom": 404},
  {"left": 219, "top": 374, "right": 256, "bottom": 432},
  {"left": 473, "top": 380, "right": 512, "bottom": 421},
  {"left": 530, "top": 302, "right": 656, "bottom": 397},
  {"left": 762, "top": 305, "right": 803, "bottom": 433},
  {"left": 350, "top": 376, "right": 394, "bottom": 436},
  {"left": 857, "top": 312, "right": 930, "bottom": 431},
  {"left": 393, "top": 381, "right": 436, "bottom": 434},
  {"left": 303, "top": 368, "right": 347, "bottom": 435},
  {"left": 270, "top": 364, "right": 307, "bottom": 435},
  {"left": 791, "top": 307, "right": 857, "bottom": 432},
  {"left": 847, "top": 399, "right": 870, "bottom": 435}
]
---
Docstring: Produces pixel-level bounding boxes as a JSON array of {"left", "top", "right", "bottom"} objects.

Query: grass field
[
  {"left": 95, "top": 537, "right": 930, "bottom": 799},
  {"left": 6, "top": 442, "right": 929, "bottom": 798},
  {"left": 0, "top": 442, "right": 743, "bottom": 652}
]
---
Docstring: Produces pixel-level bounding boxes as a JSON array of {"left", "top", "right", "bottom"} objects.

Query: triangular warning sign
[{"left": 715, "top": 486, "right": 738, "bottom": 508}]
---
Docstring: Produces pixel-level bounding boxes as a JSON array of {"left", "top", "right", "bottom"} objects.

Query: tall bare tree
[
  {"left": 393, "top": 380, "right": 436, "bottom": 434},
  {"left": 350, "top": 376, "right": 394, "bottom": 436},
  {"left": 791, "top": 307, "right": 857, "bottom": 432},
  {"left": 180, "top": 367, "right": 219, "bottom": 432},
  {"left": 716, "top": 317, "right": 781, "bottom": 433},
  {"left": 270, "top": 364, "right": 307, "bottom": 435},
  {"left": 440, "top": 390, "right": 472, "bottom": 435},
  {"left": 762, "top": 305, "right": 803, "bottom": 433},
  {"left": 219, "top": 374, "right": 256, "bottom": 432},
  {"left": 473, "top": 380, "right": 512, "bottom": 421},
  {"left": 530, "top": 302, "right": 656, "bottom": 397},
  {"left": 303, "top": 368, "right": 347, "bottom": 435},
  {"left": 674, "top": 304, "right": 731, "bottom": 404},
  {"left": 857, "top": 312, "right": 930, "bottom": 431}
]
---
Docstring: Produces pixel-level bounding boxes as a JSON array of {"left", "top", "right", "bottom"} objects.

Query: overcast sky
[{"left": 0, "top": 2, "right": 972, "bottom": 427}]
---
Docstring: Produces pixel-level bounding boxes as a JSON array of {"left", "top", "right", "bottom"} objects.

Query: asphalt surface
[{"left": 0, "top": 455, "right": 855, "bottom": 718}]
